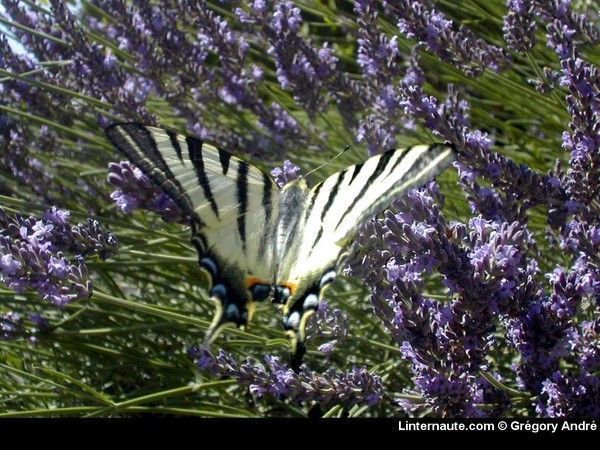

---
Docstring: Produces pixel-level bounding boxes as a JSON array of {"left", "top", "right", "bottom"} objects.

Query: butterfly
[{"left": 106, "top": 123, "right": 456, "bottom": 371}]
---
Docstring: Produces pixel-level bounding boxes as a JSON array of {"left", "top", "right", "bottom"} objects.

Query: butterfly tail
[{"left": 282, "top": 276, "right": 334, "bottom": 372}]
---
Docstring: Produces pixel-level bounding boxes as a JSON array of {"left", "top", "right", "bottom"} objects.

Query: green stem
[
  {"left": 322, "top": 404, "right": 343, "bottom": 418},
  {"left": 84, "top": 380, "right": 236, "bottom": 417},
  {"left": 91, "top": 291, "right": 269, "bottom": 342},
  {"left": 0, "top": 68, "right": 111, "bottom": 109},
  {"left": 354, "top": 336, "right": 402, "bottom": 354},
  {"left": 0, "top": 407, "right": 100, "bottom": 417},
  {"left": 0, "top": 16, "right": 68, "bottom": 46},
  {"left": 122, "top": 250, "right": 197, "bottom": 262},
  {"left": 54, "top": 322, "right": 175, "bottom": 336},
  {"left": 0, "top": 105, "right": 106, "bottom": 145},
  {"left": 479, "top": 370, "right": 526, "bottom": 398}
]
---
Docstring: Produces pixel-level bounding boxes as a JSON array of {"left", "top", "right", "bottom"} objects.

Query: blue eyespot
[
  {"left": 225, "top": 304, "right": 240, "bottom": 321},
  {"left": 284, "top": 311, "right": 301, "bottom": 330},
  {"left": 319, "top": 270, "right": 336, "bottom": 287},
  {"left": 200, "top": 257, "right": 218, "bottom": 276},
  {"left": 302, "top": 293, "right": 319, "bottom": 310},
  {"left": 251, "top": 284, "right": 271, "bottom": 302},
  {"left": 210, "top": 283, "right": 227, "bottom": 299}
]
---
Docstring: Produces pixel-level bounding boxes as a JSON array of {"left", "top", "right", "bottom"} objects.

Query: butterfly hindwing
[
  {"left": 277, "top": 144, "right": 456, "bottom": 370},
  {"left": 106, "top": 123, "right": 280, "bottom": 339}
]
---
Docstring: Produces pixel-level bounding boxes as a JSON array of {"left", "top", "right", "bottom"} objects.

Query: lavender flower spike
[
  {"left": 108, "top": 161, "right": 185, "bottom": 223},
  {"left": 0, "top": 207, "right": 117, "bottom": 306},
  {"left": 503, "top": 0, "right": 537, "bottom": 53},
  {"left": 386, "top": 0, "right": 507, "bottom": 76},
  {"left": 189, "top": 347, "right": 384, "bottom": 408}
]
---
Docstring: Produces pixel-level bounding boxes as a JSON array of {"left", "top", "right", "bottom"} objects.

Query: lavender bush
[{"left": 0, "top": 0, "right": 598, "bottom": 418}]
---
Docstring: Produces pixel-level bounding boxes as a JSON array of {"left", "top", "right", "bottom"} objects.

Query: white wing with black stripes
[
  {"left": 275, "top": 144, "right": 456, "bottom": 369},
  {"left": 105, "top": 123, "right": 456, "bottom": 372},
  {"left": 105, "top": 124, "right": 280, "bottom": 340}
]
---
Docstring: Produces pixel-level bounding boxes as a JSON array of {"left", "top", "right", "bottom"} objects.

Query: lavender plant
[{"left": 0, "top": 0, "right": 598, "bottom": 418}]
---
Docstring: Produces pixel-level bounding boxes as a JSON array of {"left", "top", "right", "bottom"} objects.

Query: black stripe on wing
[
  {"left": 310, "top": 171, "right": 345, "bottom": 250},
  {"left": 336, "top": 144, "right": 454, "bottom": 232},
  {"left": 166, "top": 129, "right": 184, "bottom": 164},
  {"left": 303, "top": 182, "right": 323, "bottom": 222},
  {"left": 258, "top": 172, "right": 273, "bottom": 259},
  {"left": 333, "top": 148, "right": 402, "bottom": 231},
  {"left": 105, "top": 123, "right": 198, "bottom": 223},
  {"left": 187, "top": 136, "right": 220, "bottom": 219},
  {"left": 349, "top": 162, "right": 364, "bottom": 184},
  {"left": 218, "top": 148, "right": 231, "bottom": 175},
  {"left": 236, "top": 161, "right": 249, "bottom": 251}
]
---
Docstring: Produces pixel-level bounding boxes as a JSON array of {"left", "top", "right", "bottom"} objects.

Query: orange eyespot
[
  {"left": 279, "top": 281, "right": 298, "bottom": 296},
  {"left": 245, "top": 276, "right": 270, "bottom": 288},
  {"left": 246, "top": 276, "right": 273, "bottom": 302}
]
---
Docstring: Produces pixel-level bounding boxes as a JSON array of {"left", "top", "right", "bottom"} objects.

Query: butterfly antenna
[{"left": 305, "top": 145, "right": 350, "bottom": 181}]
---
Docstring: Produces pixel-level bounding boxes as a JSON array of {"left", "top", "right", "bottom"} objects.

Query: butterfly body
[{"left": 106, "top": 123, "right": 456, "bottom": 370}]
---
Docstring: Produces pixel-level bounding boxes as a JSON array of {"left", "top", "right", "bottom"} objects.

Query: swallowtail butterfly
[{"left": 106, "top": 124, "right": 456, "bottom": 370}]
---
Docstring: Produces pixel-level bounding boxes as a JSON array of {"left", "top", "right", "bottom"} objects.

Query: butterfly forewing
[
  {"left": 281, "top": 144, "right": 455, "bottom": 286},
  {"left": 106, "top": 124, "right": 276, "bottom": 226},
  {"left": 277, "top": 144, "right": 456, "bottom": 369}
]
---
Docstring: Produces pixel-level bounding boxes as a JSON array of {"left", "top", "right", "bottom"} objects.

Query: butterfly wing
[
  {"left": 276, "top": 144, "right": 456, "bottom": 370},
  {"left": 105, "top": 124, "right": 280, "bottom": 340}
]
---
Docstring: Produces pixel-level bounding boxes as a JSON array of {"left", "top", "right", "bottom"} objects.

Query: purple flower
[
  {"left": 397, "top": 52, "right": 569, "bottom": 226},
  {"left": 43, "top": 207, "right": 70, "bottom": 225},
  {"left": 48, "top": 256, "right": 70, "bottom": 279},
  {"left": 0, "top": 207, "right": 117, "bottom": 305},
  {"left": 386, "top": 0, "right": 507, "bottom": 76},
  {"left": 577, "top": 320, "right": 600, "bottom": 373},
  {"left": 356, "top": 115, "right": 399, "bottom": 156},
  {"left": 120, "top": 75, "right": 154, "bottom": 104},
  {"left": 503, "top": 0, "right": 537, "bottom": 52},
  {"left": 111, "top": 190, "right": 139, "bottom": 214},
  {"left": 410, "top": 369, "right": 485, "bottom": 417},
  {"left": 107, "top": 161, "right": 185, "bottom": 223},
  {"left": 558, "top": 57, "right": 600, "bottom": 222},
  {"left": 538, "top": 371, "right": 600, "bottom": 417},
  {"left": 0, "top": 119, "right": 67, "bottom": 203},
  {"left": 505, "top": 263, "right": 590, "bottom": 393},
  {"left": 0, "top": 254, "right": 22, "bottom": 277},
  {"left": 188, "top": 347, "right": 384, "bottom": 408},
  {"left": 346, "top": 179, "right": 564, "bottom": 416},
  {"left": 306, "top": 300, "right": 350, "bottom": 355},
  {"left": 271, "top": 160, "right": 301, "bottom": 188},
  {"left": 355, "top": 0, "right": 401, "bottom": 81},
  {"left": 317, "top": 341, "right": 338, "bottom": 355},
  {"left": 266, "top": 2, "right": 337, "bottom": 113},
  {"left": 236, "top": 1, "right": 365, "bottom": 121}
]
